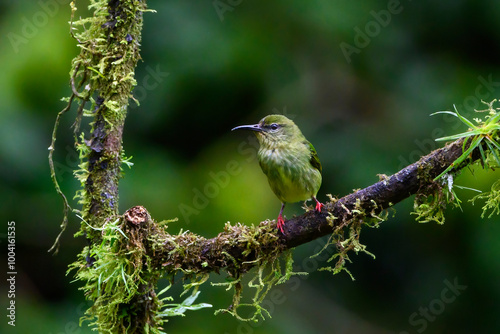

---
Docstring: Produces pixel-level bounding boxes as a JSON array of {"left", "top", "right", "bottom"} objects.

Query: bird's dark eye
[{"left": 270, "top": 123, "right": 279, "bottom": 130}]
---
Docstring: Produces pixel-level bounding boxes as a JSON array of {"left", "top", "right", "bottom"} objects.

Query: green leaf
[
  {"left": 158, "top": 291, "right": 212, "bottom": 318},
  {"left": 431, "top": 108, "right": 476, "bottom": 129},
  {"left": 485, "top": 139, "right": 500, "bottom": 166},
  {"left": 435, "top": 131, "right": 477, "bottom": 142},
  {"left": 434, "top": 136, "right": 482, "bottom": 181}
]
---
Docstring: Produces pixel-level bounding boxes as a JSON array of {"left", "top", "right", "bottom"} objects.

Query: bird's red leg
[
  {"left": 312, "top": 196, "right": 324, "bottom": 212},
  {"left": 277, "top": 202, "right": 286, "bottom": 233}
]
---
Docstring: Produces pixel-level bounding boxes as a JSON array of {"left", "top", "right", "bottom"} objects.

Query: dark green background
[{"left": 2, "top": 0, "right": 500, "bottom": 333}]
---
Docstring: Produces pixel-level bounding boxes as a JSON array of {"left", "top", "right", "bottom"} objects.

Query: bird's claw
[
  {"left": 314, "top": 199, "right": 324, "bottom": 212},
  {"left": 277, "top": 215, "right": 285, "bottom": 233}
]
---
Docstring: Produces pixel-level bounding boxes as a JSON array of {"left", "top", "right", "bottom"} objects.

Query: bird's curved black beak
[{"left": 231, "top": 124, "right": 262, "bottom": 132}]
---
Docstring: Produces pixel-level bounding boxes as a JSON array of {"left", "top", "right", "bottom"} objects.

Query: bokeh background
[{"left": 2, "top": 0, "right": 500, "bottom": 333}]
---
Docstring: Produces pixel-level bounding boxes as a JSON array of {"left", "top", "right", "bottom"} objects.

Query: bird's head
[{"left": 232, "top": 115, "right": 302, "bottom": 149}]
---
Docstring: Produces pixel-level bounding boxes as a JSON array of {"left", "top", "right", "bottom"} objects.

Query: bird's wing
[{"left": 306, "top": 141, "right": 322, "bottom": 173}]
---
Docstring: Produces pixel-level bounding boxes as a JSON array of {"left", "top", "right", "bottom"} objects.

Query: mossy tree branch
[
  {"left": 48, "top": 0, "right": 159, "bottom": 332},
  {"left": 71, "top": 0, "right": 150, "bottom": 330},
  {"left": 73, "top": 0, "right": 145, "bottom": 238},
  {"left": 50, "top": 0, "right": 147, "bottom": 247},
  {"left": 281, "top": 137, "right": 471, "bottom": 248},
  {"left": 142, "top": 136, "right": 474, "bottom": 274},
  {"left": 113, "top": 134, "right": 488, "bottom": 325}
]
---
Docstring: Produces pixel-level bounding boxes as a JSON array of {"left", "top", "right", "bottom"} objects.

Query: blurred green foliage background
[{"left": 2, "top": 0, "right": 500, "bottom": 333}]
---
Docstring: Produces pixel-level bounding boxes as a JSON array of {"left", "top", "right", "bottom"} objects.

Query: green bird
[{"left": 232, "top": 114, "right": 323, "bottom": 233}]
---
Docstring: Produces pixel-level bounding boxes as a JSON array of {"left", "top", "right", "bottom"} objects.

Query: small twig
[
  {"left": 70, "top": 64, "right": 85, "bottom": 99},
  {"left": 70, "top": 63, "right": 93, "bottom": 134},
  {"left": 48, "top": 94, "right": 76, "bottom": 254}
]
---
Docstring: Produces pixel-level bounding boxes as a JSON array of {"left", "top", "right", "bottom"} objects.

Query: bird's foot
[
  {"left": 277, "top": 214, "right": 285, "bottom": 233},
  {"left": 314, "top": 197, "right": 324, "bottom": 212}
]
